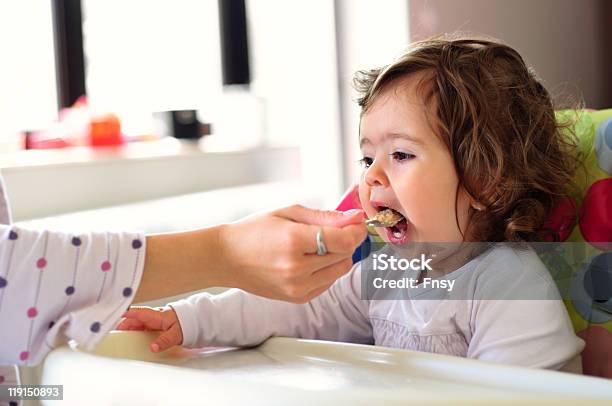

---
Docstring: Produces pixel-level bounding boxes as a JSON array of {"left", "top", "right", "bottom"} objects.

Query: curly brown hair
[{"left": 354, "top": 34, "right": 580, "bottom": 242}]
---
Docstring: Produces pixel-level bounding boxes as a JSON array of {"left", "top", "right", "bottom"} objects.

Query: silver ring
[{"left": 316, "top": 228, "right": 328, "bottom": 255}]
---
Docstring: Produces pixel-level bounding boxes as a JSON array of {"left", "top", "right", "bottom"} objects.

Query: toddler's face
[{"left": 358, "top": 78, "right": 473, "bottom": 243}]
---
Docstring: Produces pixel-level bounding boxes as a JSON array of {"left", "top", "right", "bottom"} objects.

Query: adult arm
[
  {"left": 135, "top": 205, "right": 367, "bottom": 303},
  {"left": 0, "top": 206, "right": 366, "bottom": 365}
]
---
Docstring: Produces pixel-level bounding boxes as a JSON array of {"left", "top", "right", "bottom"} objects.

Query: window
[
  {"left": 82, "top": 0, "right": 223, "bottom": 136},
  {"left": 2, "top": 0, "right": 348, "bottom": 211},
  {"left": 0, "top": 1, "right": 57, "bottom": 149}
]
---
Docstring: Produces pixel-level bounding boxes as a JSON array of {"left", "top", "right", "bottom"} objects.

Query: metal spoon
[{"left": 365, "top": 209, "right": 403, "bottom": 227}]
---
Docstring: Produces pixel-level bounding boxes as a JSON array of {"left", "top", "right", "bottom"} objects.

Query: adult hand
[{"left": 217, "top": 205, "right": 367, "bottom": 303}]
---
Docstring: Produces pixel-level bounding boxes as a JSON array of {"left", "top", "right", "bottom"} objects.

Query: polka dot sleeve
[{"left": 0, "top": 224, "right": 146, "bottom": 366}]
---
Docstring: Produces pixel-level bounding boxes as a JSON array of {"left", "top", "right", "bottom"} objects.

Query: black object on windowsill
[{"left": 153, "top": 110, "right": 212, "bottom": 140}]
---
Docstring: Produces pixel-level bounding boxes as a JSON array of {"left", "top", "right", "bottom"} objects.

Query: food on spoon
[{"left": 365, "top": 209, "right": 403, "bottom": 227}]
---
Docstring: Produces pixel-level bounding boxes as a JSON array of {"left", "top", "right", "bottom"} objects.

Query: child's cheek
[{"left": 357, "top": 181, "right": 373, "bottom": 216}]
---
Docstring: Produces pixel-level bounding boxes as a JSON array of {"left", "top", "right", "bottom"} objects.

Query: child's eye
[
  {"left": 359, "top": 157, "right": 373, "bottom": 168},
  {"left": 389, "top": 151, "right": 415, "bottom": 162}
]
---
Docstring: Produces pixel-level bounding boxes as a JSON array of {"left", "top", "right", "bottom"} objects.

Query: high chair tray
[{"left": 34, "top": 331, "right": 612, "bottom": 405}]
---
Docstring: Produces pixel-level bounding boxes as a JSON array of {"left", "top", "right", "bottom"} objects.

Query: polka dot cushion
[{"left": 553, "top": 109, "right": 612, "bottom": 378}]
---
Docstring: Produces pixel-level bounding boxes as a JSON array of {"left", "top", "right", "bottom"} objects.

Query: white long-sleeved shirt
[
  {"left": 170, "top": 244, "right": 585, "bottom": 371},
  {"left": 0, "top": 175, "right": 145, "bottom": 396}
]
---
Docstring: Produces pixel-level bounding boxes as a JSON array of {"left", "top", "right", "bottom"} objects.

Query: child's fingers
[
  {"left": 122, "top": 307, "right": 166, "bottom": 330},
  {"left": 121, "top": 306, "right": 182, "bottom": 351},
  {"left": 116, "top": 317, "right": 146, "bottom": 331},
  {"left": 150, "top": 322, "right": 183, "bottom": 353},
  {"left": 115, "top": 319, "right": 130, "bottom": 330}
]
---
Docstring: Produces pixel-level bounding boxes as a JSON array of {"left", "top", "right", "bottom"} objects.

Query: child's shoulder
[
  {"left": 476, "top": 243, "right": 547, "bottom": 271},
  {"left": 469, "top": 243, "right": 559, "bottom": 300}
]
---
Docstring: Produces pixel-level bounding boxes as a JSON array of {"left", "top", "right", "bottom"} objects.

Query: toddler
[{"left": 119, "top": 35, "right": 584, "bottom": 371}]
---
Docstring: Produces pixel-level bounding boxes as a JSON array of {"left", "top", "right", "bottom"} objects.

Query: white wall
[
  {"left": 247, "top": 0, "right": 345, "bottom": 207},
  {"left": 335, "top": 0, "right": 411, "bottom": 189},
  {"left": 409, "top": 0, "right": 610, "bottom": 109}
]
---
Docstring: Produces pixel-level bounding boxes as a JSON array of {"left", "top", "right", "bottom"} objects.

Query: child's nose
[{"left": 364, "top": 160, "right": 390, "bottom": 188}]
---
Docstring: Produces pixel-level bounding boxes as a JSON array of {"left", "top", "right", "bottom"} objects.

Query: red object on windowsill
[
  {"left": 25, "top": 96, "right": 125, "bottom": 149},
  {"left": 90, "top": 113, "right": 123, "bottom": 146}
]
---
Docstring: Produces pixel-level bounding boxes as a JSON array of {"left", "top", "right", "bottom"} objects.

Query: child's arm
[{"left": 121, "top": 263, "right": 372, "bottom": 351}]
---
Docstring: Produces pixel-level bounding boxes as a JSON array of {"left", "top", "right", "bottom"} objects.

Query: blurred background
[{"left": 0, "top": 0, "right": 610, "bottom": 234}]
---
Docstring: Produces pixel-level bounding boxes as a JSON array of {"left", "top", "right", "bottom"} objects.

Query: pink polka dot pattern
[
  {"left": 19, "top": 351, "right": 29, "bottom": 361},
  {"left": 579, "top": 178, "right": 612, "bottom": 250},
  {"left": 101, "top": 261, "right": 112, "bottom": 272},
  {"left": 27, "top": 307, "right": 37, "bottom": 318},
  {"left": 36, "top": 258, "right": 47, "bottom": 269},
  {"left": 541, "top": 197, "right": 577, "bottom": 242}
]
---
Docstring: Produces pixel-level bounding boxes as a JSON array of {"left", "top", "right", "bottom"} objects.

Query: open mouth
[{"left": 374, "top": 205, "right": 409, "bottom": 243}]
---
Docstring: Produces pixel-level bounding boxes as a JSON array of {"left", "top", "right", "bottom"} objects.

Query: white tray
[{"left": 35, "top": 331, "right": 612, "bottom": 405}]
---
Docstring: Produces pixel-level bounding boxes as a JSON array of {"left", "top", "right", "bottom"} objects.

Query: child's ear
[
  {"left": 471, "top": 202, "right": 485, "bottom": 211},
  {"left": 458, "top": 184, "right": 485, "bottom": 211}
]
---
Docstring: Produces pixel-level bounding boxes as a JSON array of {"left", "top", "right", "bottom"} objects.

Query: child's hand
[{"left": 116, "top": 306, "right": 183, "bottom": 353}]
